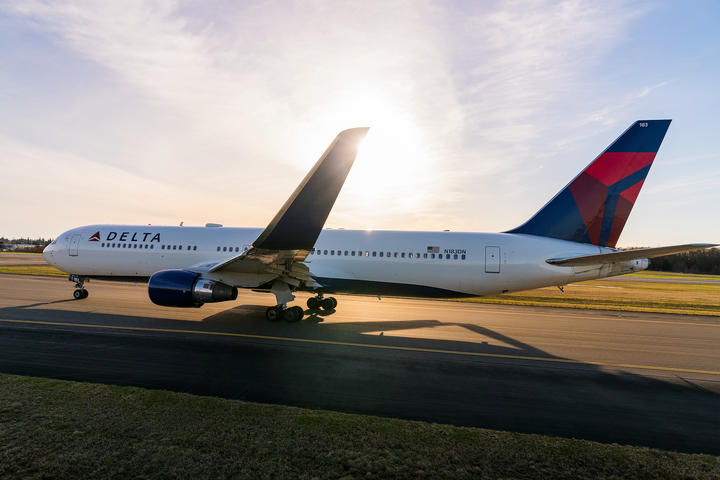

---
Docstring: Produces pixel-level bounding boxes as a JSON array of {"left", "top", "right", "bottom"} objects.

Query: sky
[{"left": 1, "top": 0, "right": 718, "bottom": 246}]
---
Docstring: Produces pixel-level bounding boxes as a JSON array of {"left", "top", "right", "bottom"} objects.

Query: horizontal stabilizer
[{"left": 547, "top": 243, "right": 717, "bottom": 266}]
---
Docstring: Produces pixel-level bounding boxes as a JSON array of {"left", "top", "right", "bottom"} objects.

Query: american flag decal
[{"left": 427, "top": 246, "right": 439, "bottom": 253}]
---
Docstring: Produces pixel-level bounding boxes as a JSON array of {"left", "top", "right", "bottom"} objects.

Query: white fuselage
[{"left": 43, "top": 225, "right": 648, "bottom": 297}]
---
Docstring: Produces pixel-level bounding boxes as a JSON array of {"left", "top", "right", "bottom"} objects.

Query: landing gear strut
[
  {"left": 307, "top": 293, "right": 337, "bottom": 311},
  {"left": 69, "top": 275, "right": 88, "bottom": 300},
  {"left": 266, "top": 280, "right": 304, "bottom": 322}
]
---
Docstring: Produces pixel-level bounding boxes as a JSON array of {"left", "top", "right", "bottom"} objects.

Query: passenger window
[
  {"left": 461, "top": 254, "right": 466, "bottom": 260},
  {"left": 372, "top": 251, "right": 376, "bottom": 257},
  {"left": 446, "top": 254, "right": 450, "bottom": 259},
  {"left": 134, "top": 244, "right": 138, "bottom": 249},
  {"left": 423, "top": 253, "right": 427, "bottom": 258},
  {"left": 331, "top": 250, "right": 335, "bottom": 255},
  {"left": 351, "top": 251, "right": 355, "bottom": 256},
  {"left": 324, "top": 250, "right": 328, "bottom": 255},
  {"left": 223, "top": 246, "right": 227, "bottom": 252},
  {"left": 454, "top": 254, "right": 458, "bottom": 259},
  {"left": 194, "top": 246, "right": 197, "bottom": 251},
  {"left": 344, "top": 250, "right": 348, "bottom": 256},
  {"left": 401, "top": 252, "right": 405, "bottom": 258},
  {"left": 172, "top": 245, "right": 176, "bottom": 250},
  {"left": 150, "top": 245, "right": 154, "bottom": 249},
  {"left": 394, "top": 252, "right": 398, "bottom": 258},
  {"left": 431, "top": 253, "right": 435, "bottom": 259},
  {"left": 415, "top": 253, "right": 420, "bottom": 258},
  {"left": 216, "top": 246, "right": 220, "bottom": 251},
  {"left": 379, "top": 252, "right": 384, "bottom": 257}
]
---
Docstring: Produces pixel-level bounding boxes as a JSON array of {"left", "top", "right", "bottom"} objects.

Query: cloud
[
  {"left": 2, "top": 0, "right": 649, "bottom": 236},
  {"left": 637, "top": 81, "right": 669, "bottom": 98}
]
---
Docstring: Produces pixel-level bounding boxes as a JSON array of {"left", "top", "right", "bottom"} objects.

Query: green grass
[
  {"left": 457, "top": 294, "right": 720, "bottom": 316},
  {"left": 0, "top": 265, "right": 66, "bottom": 277},
  {"left": 0, "top": 374, "right": 718, "bottom": 479}
]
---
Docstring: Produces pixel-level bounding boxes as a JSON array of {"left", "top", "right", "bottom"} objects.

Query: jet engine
[{"left": 148, "top": 269, "right": 238, "bottom": 307}]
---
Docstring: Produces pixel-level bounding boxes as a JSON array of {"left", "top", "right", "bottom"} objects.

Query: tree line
[
  {"left": 648, "top": 248, "right": 720, "bottom": 275},
  {"left": 0, "top": 237, "right": 53, "bottom": 253}
]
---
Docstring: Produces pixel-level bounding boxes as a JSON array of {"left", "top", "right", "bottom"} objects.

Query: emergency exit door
[
  {"left": 485, "top": 246, "right": 500, "bottom": 273},
  {"left": 69, "top": 234, "right": 81, "bottom": 256}
]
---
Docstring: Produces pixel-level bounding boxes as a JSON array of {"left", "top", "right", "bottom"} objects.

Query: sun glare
[{"left": 313, "top": 89, "right": 433, "bottom": 214}]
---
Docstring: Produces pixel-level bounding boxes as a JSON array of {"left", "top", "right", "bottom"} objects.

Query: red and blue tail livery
[{"left": 508, "top": 120, "right": 671, "bottom": 247}]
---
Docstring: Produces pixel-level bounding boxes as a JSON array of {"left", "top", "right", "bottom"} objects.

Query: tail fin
[{"left": 507, "top": 120, "right": 671, "bottom": 247}]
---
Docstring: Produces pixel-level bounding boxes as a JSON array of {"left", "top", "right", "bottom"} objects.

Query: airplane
[{"left": 43, "top": 120, "right": 716, "bottom": 322}]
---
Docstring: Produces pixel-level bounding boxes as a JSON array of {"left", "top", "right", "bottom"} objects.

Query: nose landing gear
[{"left": 69, "top": 275, "right": 88, "bottom": 299}]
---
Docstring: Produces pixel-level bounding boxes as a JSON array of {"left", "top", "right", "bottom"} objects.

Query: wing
[
  {"left": 546, "top": 243, "right": 717, "bottom": 266},
  {"left": 201, "top": 127, "right": 369, "bottom": 288}
]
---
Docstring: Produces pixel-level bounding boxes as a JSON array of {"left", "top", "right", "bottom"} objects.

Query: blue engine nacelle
[{"left": 148, "top": 269, "right": 238, "bottom": 307}]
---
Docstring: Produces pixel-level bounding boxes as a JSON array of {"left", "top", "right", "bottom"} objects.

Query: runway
[{"left": 1, "top": 274, "right": 719, "bottom": 454}]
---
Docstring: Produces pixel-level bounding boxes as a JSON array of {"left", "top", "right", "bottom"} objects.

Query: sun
[{"left": 314, "top": 88, "right": 433, "bottom": 214}]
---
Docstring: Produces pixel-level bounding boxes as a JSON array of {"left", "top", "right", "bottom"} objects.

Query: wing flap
[{"left": 547, "top": 243, "right": 717, "bottom": 266}]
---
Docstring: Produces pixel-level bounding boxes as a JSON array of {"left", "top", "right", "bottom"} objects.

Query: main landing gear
[
  {"left": 306, "top": 293, "right": 336, "bottom": 311},
  {"left": 265, "top": 305, "right": 304, "bottom": 322},
  {"left": 264, "top": 280, "right": 338, "bottom": 322},
  {"left": 69, "top": 274, "right": 88, "bottom": 300}
]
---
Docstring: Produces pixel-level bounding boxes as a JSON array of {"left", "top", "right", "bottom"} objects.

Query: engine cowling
[{"left": 148, "top": 269, "right": 238, "bottom": 307}]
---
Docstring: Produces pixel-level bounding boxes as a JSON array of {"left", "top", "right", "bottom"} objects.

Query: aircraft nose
[{"left": 42, "top": 242, "right": 54, "bottom": 261}]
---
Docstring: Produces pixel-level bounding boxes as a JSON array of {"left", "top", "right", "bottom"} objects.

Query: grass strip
[
  {"left": 455, "top": 295, "right": 720, "bottom": 316},
  {"left": 0, "top": 374, "right": 718, "bottom": 480},
  {"left": 0, "top": 266, "right": 66, "bottom": 277}
]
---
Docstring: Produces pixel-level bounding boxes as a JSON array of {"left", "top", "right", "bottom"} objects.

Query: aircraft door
[
  {"left": 69, "top": 234, "right": 81, "bottom": 256},
  {"left": 485, "top": 246, "right": 500, "bottom": 273}
]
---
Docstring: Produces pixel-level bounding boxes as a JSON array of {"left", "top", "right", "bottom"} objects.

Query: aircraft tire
[
  {"left": 73, "top": 289, "right": 84, "bottom": 300},
  {"left": 321, "top": 298, "right": 336, "bottom": 311},
  {"left": 307, "top": 297, "right": 320, "bottom": 310},
  {"left": 266, "top": 306, "right": 282, "bottom": 321},
  {"left": 282, "top": 306, "right": 303, "bottom": 322},
  {"left": 81, "top": 289, "right": 88, "bottom": 298}
]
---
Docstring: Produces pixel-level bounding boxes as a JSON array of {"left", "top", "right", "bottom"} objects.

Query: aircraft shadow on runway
[{"left": 0, "top": 300, "right": 719, "bottom": 455}]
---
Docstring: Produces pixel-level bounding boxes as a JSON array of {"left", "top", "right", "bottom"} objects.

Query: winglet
[{"left": 253, "top": 127, "right": 370, "bottom": 251}]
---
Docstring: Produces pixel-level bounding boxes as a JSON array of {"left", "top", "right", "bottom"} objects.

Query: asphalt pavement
[{"left": 0, "top": 274, "right": 719, "bottom": 454}]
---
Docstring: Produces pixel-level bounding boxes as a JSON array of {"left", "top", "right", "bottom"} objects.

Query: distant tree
[{"left": 649, "top": 248, "right": 720, "bottom": 275}]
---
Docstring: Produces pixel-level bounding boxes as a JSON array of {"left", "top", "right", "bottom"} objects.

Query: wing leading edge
[
  {"left": 207, "top": 127, "right": 369, "bottom": 279},
  {"left": 547, "top": 243, "right": 717, "bottom": 266}
]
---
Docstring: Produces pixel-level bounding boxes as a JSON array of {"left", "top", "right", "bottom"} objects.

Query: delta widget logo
[{"left": 89, "top": 232, "right": 101, "bottom": 242}]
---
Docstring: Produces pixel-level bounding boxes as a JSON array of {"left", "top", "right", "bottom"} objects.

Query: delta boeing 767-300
[{"left": 43, "top": 120, "right": 716, "bottom": 322}]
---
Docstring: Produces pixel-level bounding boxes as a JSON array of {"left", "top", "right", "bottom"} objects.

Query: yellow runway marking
[{"left": 2, "top": 318, "right": 720, "bottom": 376}]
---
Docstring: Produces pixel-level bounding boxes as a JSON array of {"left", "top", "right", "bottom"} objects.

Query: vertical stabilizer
[{"left": 507, "top": 120, "right": 671, "bottom": 247}]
